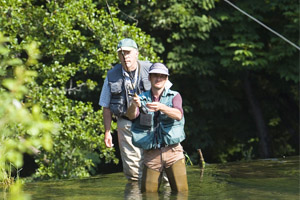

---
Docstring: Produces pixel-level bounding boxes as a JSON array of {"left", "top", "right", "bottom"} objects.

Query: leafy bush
[
  {"left": 0, "top": 0, "right": 158, "bottom": 178},
  {"left": 0, "top": 32, "right": 55, "bottom": 199}
]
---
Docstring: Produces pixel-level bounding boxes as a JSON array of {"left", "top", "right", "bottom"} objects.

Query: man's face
[
  {"left": 149, "top": 73, "right": 168, "bottom": 90},
  {"left": 118, "top": 49, "right": 139, "bottom": 71}
]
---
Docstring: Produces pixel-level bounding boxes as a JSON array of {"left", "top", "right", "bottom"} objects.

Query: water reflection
[
  {"left": 124, "top": 181, "right": 141, "bottom": 200},
  {"left": 123, "top": 180, "right": 189, "bottom": 200},
  {"left": 199, "top": 168, "right": 204, "bottom": 180}
]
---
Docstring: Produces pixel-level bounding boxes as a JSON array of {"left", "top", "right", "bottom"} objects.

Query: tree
[
  {"left": 0, "top": 32, "right": 55, "bottom": 199},
  {"left": 0, "top": 0, "right": 159, "bottom": 178},
  {"left": 117, "top": 0, "right": 299, "bottom": 162},
  {"left": 212, "top": 0, "right": 299, "bottom": 159}
]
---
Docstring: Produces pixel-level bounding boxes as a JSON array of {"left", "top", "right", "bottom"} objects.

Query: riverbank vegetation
[{"left": 0, "top": 0, "right": 298, "bottom": 194}]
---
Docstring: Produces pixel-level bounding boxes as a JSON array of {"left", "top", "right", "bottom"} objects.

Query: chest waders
[
  {"left": 137, "top": 90, "right": 188, "bottom": 193},
  {"left": 141, "top": 158, "right": 188, "bottom": 193},
  {"left": 164, "top": 159, "right": 188, "bottom": 192}
]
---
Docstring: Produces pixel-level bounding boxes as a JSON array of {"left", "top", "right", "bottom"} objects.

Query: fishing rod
[
  {"left": 105, "top": 0, "right": 138, "bottom": 97},
  {"left": 105, "top": 1, "right": 152, "bottom": 116}
]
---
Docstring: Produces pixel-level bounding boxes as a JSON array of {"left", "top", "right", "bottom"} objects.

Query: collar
[
  {"left": 121, "top": 61, "right": 139, "bottom": 77},
  {"left": 122, "top": 62, "right": 139, "bottom": 89},
  {"left": 151, "top": 87, "right": 168, "bottom": 101}
]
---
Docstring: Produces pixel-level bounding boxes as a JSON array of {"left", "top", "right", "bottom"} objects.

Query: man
[
  {"left": 128, "top": 63, "right": 188, "bottom": 192},
  {"left": 99, "top": 38, "right": 152, "bottom": 181}
]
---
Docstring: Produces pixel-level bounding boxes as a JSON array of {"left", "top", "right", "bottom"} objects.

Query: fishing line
[
  {"left": 224, "top": 0, "right": 300, "bottom": 51},
  {"left": 105, "top": 0, "right": 137, "bottom": 93},
  {"left": 105, "top": 0, "right": 118, "bottom": 38}
]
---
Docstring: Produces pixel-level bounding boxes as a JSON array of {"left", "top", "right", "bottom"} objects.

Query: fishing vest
[
  {"left": 107, "top": 60, "right": 152, "bottom": 117},
  {"left": 131, "top": 89, "right": 186, "bottom": 150}
]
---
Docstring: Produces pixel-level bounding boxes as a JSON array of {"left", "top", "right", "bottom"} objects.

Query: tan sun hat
[{"left": 149, "top": 63, "right": 169, "bottom": 76}]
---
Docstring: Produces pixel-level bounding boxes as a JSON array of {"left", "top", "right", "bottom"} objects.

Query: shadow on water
[{"left": 1, "top": 156, "right": 299, "bottom": 199}]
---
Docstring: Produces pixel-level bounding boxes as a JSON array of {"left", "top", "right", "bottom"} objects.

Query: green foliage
[
  {"left": 8, "top": 179, "right": 30, "bottom": 200},
  {"left": 0, "top": 32, "right": 55, "bottom": 199},
  {"left": 117, "top": 0, "right": 299, "bottom": 162},
  {"left": 117, "top": 0, "right": 220, "bottom": 74},
  {"left": 0, "top": 0, "right": 159, "bottom": 178},
  {"left": 1, "top": 0, "right": 298, "bottom": 182},
  {"left": 208, "top": 0, "right": 299, "bottom": 160}
]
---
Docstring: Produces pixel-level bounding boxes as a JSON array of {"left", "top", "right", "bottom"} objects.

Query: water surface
[{"left": 1, "top": 156, "right": 299, "bottom": 199}]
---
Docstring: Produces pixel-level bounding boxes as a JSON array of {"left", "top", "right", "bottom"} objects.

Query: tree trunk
[{"left": 244, "top": 71, "right": 271, "bottom": 158}]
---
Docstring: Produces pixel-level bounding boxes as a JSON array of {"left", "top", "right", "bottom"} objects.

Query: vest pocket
[
  {"left": 109, "top": 80, "right": 126, "bottom": 116},
  {"left": 160, "top": 123, "right": 185, "bottom": 145},
  {"left": 131, "top": 123, "right": 153, "bottom": 150},
  {"left": 109, "top": 81, "right": 122, "bottom": 94},
  {"left": 109, "top": 96, "right": 126, "bottom": 116}
]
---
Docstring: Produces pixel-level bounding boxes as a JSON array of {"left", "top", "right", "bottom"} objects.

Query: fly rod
[{"left": 105, "top": 0, "right": 138, "bottom": 97}]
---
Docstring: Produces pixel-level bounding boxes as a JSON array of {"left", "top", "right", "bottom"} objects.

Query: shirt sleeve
[
  {"left": 172, "top": 93, "right": 183, "bottom": 115},
  {"left": 99, "top": 77, "right": 111, "bottom": 108}
]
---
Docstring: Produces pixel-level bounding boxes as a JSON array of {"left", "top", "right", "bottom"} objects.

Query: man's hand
[
  {"left": 103, "top": 107, "right": 113, "bottom": 148},
  {"left": 146, "top": 102, "right": 164, "bottom": 112},
  {"left": 146, "top": 102, "right": 182, "bottom": 121},
  {"left": 104, "top": 131, "right": 114, "bottom": 148},
  {"left": 132, "top": 95, "right": 141, "bottom": 108},
  {"left": 126, "top": 95, "right": 141, "bottom": 120}
]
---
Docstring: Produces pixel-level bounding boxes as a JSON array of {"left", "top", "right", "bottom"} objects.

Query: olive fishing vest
[
  {"left": 107, "top": 60, "right": 152, "bottom": 117},
  {"left": 131, "top": 89, "right": 186, "bottom": 150}
]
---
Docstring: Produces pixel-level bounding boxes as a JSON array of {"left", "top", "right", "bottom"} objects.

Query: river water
[{"left": 1, "top": 156, "right": 299, "bottom": 199}]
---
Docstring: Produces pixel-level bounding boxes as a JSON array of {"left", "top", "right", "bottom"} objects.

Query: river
[{"left": 1, "top": 156, "right": 299, "bottom": 199}]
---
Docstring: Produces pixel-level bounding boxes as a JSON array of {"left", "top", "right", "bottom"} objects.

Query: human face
[
  {"left": 149, "top": 73, "right": 168, "bottom": 90},
  {"left": 118, "top": 49, "right": 139, "bottom": 71}
]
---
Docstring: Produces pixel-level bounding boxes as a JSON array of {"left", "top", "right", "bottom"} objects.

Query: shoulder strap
[{"left": 107, "top": 64, "right": 123, "bottom": 82}]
